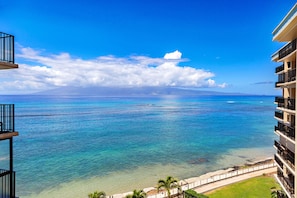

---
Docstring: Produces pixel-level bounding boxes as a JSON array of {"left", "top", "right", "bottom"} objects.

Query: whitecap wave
[{"left": 227, "top": 101, "right": 235, "bottom": 104}]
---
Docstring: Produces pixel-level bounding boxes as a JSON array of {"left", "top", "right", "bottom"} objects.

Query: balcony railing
[
  {"left": 277, "top": 170, "right": 295, "bottom": 197},
  {"left": 275, "top": 140, "right": 295, "bottom": 170},
  {"left": 275, "top": 69, "right": 296, "bottom": 87},
  {"left": 275, "top": 111, "right": 284, "bottom": 120},
  {"left": 0, "top": 169, "right": 15, "bottom": 198},
  {"left": 279, "top": 39, "right": 297, "bottom": 59},
  {"left": 0, "top": 32, "right": 15, "bottom": 64},
  {"left": 275, "top": 122, "right": 295, "bottom": 141},
  {"left": 275, "top": 154, "right": 284, "bottom": 169},
  {"left": 275, "top": 73, "right": 285, "bottom": 88},
  {"left": 275, "top": 96, "right": 284, "bottom": 104},
  {"left": 274, "top": 140, "right": 285, "bottom": 153},
  {"left": 275, "top": 97, "right": 296, "bottom": 110},
  {"left": 275, "top": 64, "right": 284, "bottom": 73},
  {"left": 0, "top": 104, "right": 15, "bottom": 133}
]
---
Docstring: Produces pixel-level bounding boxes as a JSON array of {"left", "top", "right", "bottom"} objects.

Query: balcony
[
  {"left": 275, "top": 122, "right": 295, "bottom": 141},
  {"left": 274, "top": 140, "right": 285, "bottom": 153},
  {"left": 275, "top": 97, "right": 296, "bottom": 111},
  {"left": 275, "top": 111, "right": 284, "bottom": 120},
  {"left": 275, "top": 154, "right": 284, "bottom": 169},
  {"left": 275, "top": 64, "right": 284, "bottom": 73},
  {"left": 279, "top": 39, "right": 297, "bottom": 59},
  {"left": 275, "top": 73, "right": 285, "bottom": 88},
  {"left": 277, "top": 170, "right": 295, "bottom": 198},
  {"left": 0, "top": 32, "right": 18, "bottom": 69},
  {"left": 274, "top": 140, "right": 295, "bottom": 170},
  {"left": 0, "top": 169, "right": 15, "bottom": 198},
  {"left": 275, "top": 96, "right": 284, "bottom": 104},
  {"left": 0, "top": 104, "right": 18, "bottom": 140},
  {"left": 275, "top": 69, "right": 296, "bottom": 87}
]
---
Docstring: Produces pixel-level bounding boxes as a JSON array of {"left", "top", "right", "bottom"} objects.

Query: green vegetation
[
  {"left": 88, "top": 191, "right": 106, "bottom": 198},
  {"left": 205, "top": 175, "right": 280, "bottom": 198},
  {"left": 157, "top": 176, "right": 180, "bottom": 198},
  {"left": 125, "top": 189, "right": 147, "bottom": 198},
  {"left": 184, "top": 189, "right": 209, "bottom": 198},
  {"left": 88, "top": 175, "right": 283, "bottom": 198},
  {"left": 271, "top": 187, "right": 288, "bottom": 198}
]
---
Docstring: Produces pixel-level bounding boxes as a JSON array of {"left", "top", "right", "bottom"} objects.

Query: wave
[
  {"left": 0, "top": 156, "right": 8, "bottom": 161},
  {"left": 226, "top": 101, "right": 235, "bottom": 104}
]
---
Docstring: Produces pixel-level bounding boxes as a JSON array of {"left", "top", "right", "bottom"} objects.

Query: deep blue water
[{"left": 0, "top": 95, "right": 276, "bottom": 196}]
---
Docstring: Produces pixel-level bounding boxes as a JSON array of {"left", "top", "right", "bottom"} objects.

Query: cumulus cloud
[
  {"left": 164, "top": 50, "right": 182, "bottom": 60},
  {"left": 0, "top": 48, "right": 227, "bottom": 94}
]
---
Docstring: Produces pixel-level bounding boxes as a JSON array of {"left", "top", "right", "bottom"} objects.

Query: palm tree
[
  {"left": 271, "top": 187, "right": 278, "bottom": 198},
  {"left": 157, "top": 176, "right": 180, "bottom": 198},
  {"left": 88, "top": 191, "right": 106, "bottom": 198},
  {"left": 271, "top": 187, "right": 288, "bottom": 198},
  {"left": 125, "top": 189, "right": 147, "bottom": 198}
]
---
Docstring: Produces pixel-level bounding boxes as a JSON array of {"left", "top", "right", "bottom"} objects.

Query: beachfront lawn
[{"left": 205, "top": 175, "right": 280, "bottom": 198}]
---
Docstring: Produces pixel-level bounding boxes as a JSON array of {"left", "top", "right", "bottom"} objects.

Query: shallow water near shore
[
  {"left": 0, "top": 95, "right": 276, "bottom": 197},
  {"left": 24, "top": 146, "right": 274, "bottom": 198}
]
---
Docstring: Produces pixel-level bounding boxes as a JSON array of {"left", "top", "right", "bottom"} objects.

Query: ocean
[{"left": 0, "top": 95, "right": 276, "bottom": 197}]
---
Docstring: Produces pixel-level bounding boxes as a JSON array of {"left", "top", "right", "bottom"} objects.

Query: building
[
  {"left": 0, "top": 32, "right": 19, "bottom": 198},
  {"left": 273, "top": 3, "right": 297, "bottom": 198}
]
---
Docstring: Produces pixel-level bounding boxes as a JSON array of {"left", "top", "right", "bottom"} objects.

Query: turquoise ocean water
[{"left": 0, "top": 95, "right": 276, "bottom": 197}]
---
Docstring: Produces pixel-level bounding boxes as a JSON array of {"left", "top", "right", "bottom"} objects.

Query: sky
[{"left": 0, "top": 0, "right": 296, "bottom": 95}]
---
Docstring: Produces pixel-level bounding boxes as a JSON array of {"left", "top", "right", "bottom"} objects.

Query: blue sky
[{"left": 0, "top": 0, "right": 296, "bottom": 95}]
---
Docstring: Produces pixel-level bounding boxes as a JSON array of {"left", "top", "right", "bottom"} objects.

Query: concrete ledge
[
  {"left": 0, "top": 62, "right": 18, "bottom": 69},
  {"left": 0, "top": 132, "right": 19, "bottom": 140}
]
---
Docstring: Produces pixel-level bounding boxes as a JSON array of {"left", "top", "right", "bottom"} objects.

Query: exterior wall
[{"left": 273, "top": 5, "right": 297, "bottom": 197}]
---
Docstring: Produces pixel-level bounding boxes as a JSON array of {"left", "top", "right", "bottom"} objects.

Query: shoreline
[
  {"left": 112, "top": 157, "right": 276, "bottom": 198},
  {"left": 20, "top": 147, "right": 275, "bottom": 198}
]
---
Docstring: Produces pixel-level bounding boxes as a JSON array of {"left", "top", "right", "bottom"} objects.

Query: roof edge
[{"left": 273, "top": 3, "right": 297, "bottom": 37}]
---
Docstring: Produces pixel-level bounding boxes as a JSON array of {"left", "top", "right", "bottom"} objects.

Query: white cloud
[
  {"left": 0, "top": 48, "right": 227, "bottom": 94},
  {"left": 207, "top": 79, "right": 216, "bottom": 87},
  {"left": 218, "top": 82, "right": 228, "bottom": 88},
  {"left": 164, "top": 50, "right": 182, "bottom": 60}
]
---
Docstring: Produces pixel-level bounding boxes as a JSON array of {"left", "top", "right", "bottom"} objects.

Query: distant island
[{"left": 33, "top": 86, "right": 247, "bottom": 97}]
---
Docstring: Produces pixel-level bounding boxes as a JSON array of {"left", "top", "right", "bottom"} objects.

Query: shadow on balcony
[
  {"left": 277, "top": 170, "right": 295, "bottom": 198},
  {"left": 0, "top": 169, "right": 15, "bottom": 198}
]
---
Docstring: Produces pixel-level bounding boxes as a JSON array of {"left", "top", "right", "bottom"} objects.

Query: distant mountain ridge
[{"left": 34, "top": 86, "right": 245, "bottom": 96}]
